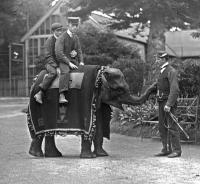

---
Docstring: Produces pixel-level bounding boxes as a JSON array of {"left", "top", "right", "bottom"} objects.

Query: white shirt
[
  {"left": 67, "top": 29, "right": 73, "bottom": 37},
  {"left": 160, "top": 62, "right": 169, "bottom": 73},
  {"left": 53, "top": 33, "right": 58, "bottom": 39}
]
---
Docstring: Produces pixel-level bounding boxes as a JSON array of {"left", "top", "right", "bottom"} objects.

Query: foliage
[
  {"left": 76, "top": 22, "right": 136, "bottom": 60},
  {"left": 112, "top": 58, "right": 144, "bottom": 94},
  {"left": 112, "top": 100, "right": 157, "bottom": 126},
  {"left": 176, "top": 58, "right": 200, "bottom": 97},
  {"left": 71, "top": 0, "right": 200, "bottom": 81},
  {"left": 83, "top": 54, "right": 113, "bottom": 66},
  {"left": 75, "top": 22, "right": 145, "bottom": 93}
]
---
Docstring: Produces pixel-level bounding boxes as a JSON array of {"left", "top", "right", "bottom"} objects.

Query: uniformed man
[{"left": 154, "top": 52, "right": 182, "bottom": 158}]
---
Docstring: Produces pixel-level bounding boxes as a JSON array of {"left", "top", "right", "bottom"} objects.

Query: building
[
  {"left": 165, "top": 30, "right": 200, "bottom": 57},
  {"left": 20, "top": 1, "right": 150, "bottom": 95},
  {"left": 20, "top": 0, "right": 80, "bottom": 95},
  {"left": 88, "top": 11, "right": 150, "bottom": 62}
]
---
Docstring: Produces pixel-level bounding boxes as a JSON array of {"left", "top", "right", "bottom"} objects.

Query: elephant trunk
[{"left": 120, "top": 82, "right": 157, "bottom": 106}]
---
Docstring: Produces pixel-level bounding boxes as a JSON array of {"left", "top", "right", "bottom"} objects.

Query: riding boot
[
  {"left": 29, "top": 136, "right": 44, "bottom": 157},
  {"left": 44, "top": 136, "right": 62, "bottom": 157},
  {"left": 154, "top": 139, "right": 171, "bottom": 156},
  {"left": 80, "top": 136, "right": 96, "bottom": 158}
]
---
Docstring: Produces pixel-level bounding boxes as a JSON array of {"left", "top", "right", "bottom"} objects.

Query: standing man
[
  {"left": 34, "top": 22, "right": 63, "bottom": 104},
  {"left": 154, "top": 52, "right": 182, "bottom": 158},
  {"left": 55, "top": 24, "right": 84, "bottom": 103}
]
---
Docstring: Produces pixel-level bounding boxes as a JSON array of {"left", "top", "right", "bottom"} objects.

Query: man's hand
[
  {"left": 164, "top": 105, "right": 171, "bottom": 112},
  {"left": 79, "top": 62, "right": 84, "bottom": 66},
  {"left": 69, "top": 62, "right": 78, "bottom": 69}
]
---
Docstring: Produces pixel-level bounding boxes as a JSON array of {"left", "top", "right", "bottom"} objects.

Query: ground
[{"left": 0, "top": 98, "right": 200, "bottom": 184}]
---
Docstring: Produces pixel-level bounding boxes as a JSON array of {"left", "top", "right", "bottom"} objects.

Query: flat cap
[{"left": 51, "top": 22, "right": 63, "bottom": 31}]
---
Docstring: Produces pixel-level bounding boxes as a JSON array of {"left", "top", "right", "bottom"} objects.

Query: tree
[
  {"left": 70, "top": 0, "right": 200, "bottom": 80},
  {"left": 0, "top": 0, "right": 50, "bottom": 78}
]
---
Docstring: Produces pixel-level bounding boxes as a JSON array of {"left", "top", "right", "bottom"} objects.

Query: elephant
[{"left": 27, "top": 65, "right": 156, "bottom": 158}]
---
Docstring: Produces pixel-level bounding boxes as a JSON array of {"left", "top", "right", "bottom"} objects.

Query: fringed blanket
[{"left": 28, "top": 65, "right": 100, "bottom": 140}]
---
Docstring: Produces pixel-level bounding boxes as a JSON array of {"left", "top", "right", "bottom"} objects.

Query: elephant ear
[{"left": 104, "top": 68, "right": 129, "bottom": 92}]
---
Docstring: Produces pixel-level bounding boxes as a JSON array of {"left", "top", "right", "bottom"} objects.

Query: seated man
[
  {"left": 55, "top": 24, "right": 84, "bottom": 102},
  {"left": 34, "top": 22, "right": 66, "bottom": 104}
]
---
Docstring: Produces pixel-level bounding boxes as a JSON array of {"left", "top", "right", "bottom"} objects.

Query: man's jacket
[
  {"left": 55, "top": 31, "right": 83, "bottom": 66},
  {"left": 44, "top": 35, "right": 58, "bottom": 67},
  {"left": 157, "top": 65, "right": 180, "bottom": 107}
]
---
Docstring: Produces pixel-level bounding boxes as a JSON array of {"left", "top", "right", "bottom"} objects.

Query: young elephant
[{"left": 28, "top": 65, "right": 156, "bottom": 158}]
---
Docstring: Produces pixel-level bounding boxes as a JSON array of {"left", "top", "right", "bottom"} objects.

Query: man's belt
[{"left": 156, "top": 90, "right": 169, "bottom": 101}]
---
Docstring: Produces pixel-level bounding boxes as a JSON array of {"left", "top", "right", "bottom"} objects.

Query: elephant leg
[
  {"left": 93, "top": 119, "right": 108, "bottom": 157},
  {"left": 29, "top": 136, "right": 44, "bottom": 157},
  {"left": 44, "top": 136, "right": 62, "bottom": 157},
  {"left": 80, "top": 136, "right": 96, "bottom": 158}
]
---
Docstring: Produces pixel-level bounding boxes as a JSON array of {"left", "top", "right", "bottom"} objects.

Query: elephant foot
[
  {"left": 29, "top": 138, "right": 44, "bottom": 157},
  {"left": 80, "top": 137, "right": 96, "bottom": 159},
  {"left": 94, "top": 147, "right": 109, "bottom": 157},
  {"left": 44, "top": 149, "right": 62, "bottom": 157},
  {"left": 80, "top": 150, "right": 96, "bottom": 159},
  {"left": 44, "top": 136, "right": 62, "bottom": 157}
]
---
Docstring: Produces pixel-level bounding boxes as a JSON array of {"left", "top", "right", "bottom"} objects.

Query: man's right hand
[{"left": 69, "top": 62, "right": 78, "bottom": 69}]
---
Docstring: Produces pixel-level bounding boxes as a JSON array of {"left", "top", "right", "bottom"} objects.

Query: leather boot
[
  {"left": 34, "top": 91, "right": 43, "bottom": 104},
  {"left": 44, "top": 136, "right": 62, "bottom": 157},
  {"left": 168, "top": 151, "right": 181, "bottom": 158},
  {"left": 80, "top": 136, "right": 96, "bottom": 158},
  {"left": 59, "top": 93, "right": 68, "bottom": 104},
  {"left": 29, "top": 136, "right": 44, "bottom": 157}
]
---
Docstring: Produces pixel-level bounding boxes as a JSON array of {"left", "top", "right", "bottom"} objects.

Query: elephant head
[{"left": 99, "top": 67, "right": 157, "bottom": 109}]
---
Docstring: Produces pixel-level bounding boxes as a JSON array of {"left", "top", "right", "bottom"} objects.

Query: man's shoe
[
  {"left": 168, "top": 152, "right": 181, "bottom": 158},
  {"left": 34, "top": 91, "right": 43, "bottom": 104},
  {"left": 154, "top": 151, "right": 171, "bottom": 157},
  {"left": 59, "top": 94, "right": 68, "bottom": 104}
]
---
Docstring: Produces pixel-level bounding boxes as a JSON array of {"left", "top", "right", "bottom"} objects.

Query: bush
[
  {"left": 112, "top": 58, "right": 145, "bottom": 94},
  {"left": 83, "top": 54, "right": 113, "bottom": 66},
  {"left": 112, "top": 101, "right": 157, "bottom": 127}
]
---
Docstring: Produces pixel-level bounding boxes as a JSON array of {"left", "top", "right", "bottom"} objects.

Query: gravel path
[{"left": 0, "top": 100, "right": 200, "bottom": 184}]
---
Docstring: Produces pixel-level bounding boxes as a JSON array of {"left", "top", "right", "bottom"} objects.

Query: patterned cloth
[{"left": 28, "top": 65, "right": 100, "bottom": 140}]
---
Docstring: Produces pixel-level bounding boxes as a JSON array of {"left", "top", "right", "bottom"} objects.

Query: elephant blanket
[{"left": 28, "top": 65, "right": 101, "bottom": 139}]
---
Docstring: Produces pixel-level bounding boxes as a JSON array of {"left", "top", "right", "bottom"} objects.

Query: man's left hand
[
  {"left": 79, "top": 62, "right": 84, "bottom": 65},
  {"left": 164, "top": 105, "right": 171, "bottom": 112}
]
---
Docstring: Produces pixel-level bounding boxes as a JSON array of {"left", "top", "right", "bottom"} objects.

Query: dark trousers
[
  {"left": 39, "top": 64, "right": 57, "bottom": 91},
  {"left": 59, "top": 62, "right": 70, "bottom": 93},
  {"left": 158, "top": 101, "right": 181, "bottom": 153}
]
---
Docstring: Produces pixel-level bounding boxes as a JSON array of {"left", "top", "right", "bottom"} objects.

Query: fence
[{"left": 0, "top": 77, "right": 30, "bottom": 97}]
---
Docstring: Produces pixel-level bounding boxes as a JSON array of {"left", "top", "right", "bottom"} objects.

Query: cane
[{"left": 168, "top": 111, "right": 190, "bottom": 140}]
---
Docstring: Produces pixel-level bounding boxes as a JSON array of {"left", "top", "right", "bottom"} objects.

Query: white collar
[
  {"left": 53, "top": 33, "right": 58, "bottom": 39},
  {"left": 161, "top": 62, "right": 169, "bottom": 69},
  {"left": 67, "top": 29, "right": 73, "bottom": 37}
]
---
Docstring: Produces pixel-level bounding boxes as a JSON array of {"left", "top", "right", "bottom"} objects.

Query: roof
[
  {"left": 21, "top": 0, "right": 65, "bottom": 42},
  {"left": 89, "top": 11, "right": 150, "bottom": 44},
  {"left": 165, "top": 30, "right": 200, "bottom": 57},
  {"left": 114, "top": 23, "right": 149, "bottom": 44}
]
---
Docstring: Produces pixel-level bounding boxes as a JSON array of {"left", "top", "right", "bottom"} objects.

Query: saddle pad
[{"left": 46, "top": 72, "right": 84, "bottom": 89}]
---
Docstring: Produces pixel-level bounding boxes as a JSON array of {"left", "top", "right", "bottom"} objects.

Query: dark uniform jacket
[
  {"left": 55, "top": 31, "right": 83, "bottom": 66},
  {"left": 44, "top": 35, "right": 58, "bottom": 67},
  {"left": 157, "top": 64, "right": 180, "bottom": 107}
]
